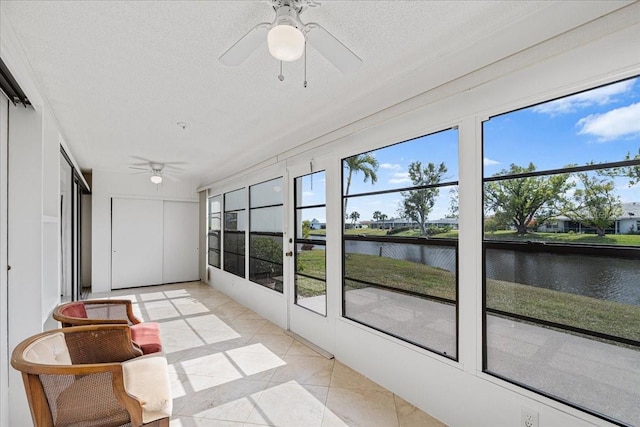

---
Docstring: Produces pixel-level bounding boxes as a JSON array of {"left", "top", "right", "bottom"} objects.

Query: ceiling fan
[
  {"left": 219, "top": 0, "right": 362, "bottom": 74},
  {"left": 129, "top": 157, "right": 184, "bottom": 184}
]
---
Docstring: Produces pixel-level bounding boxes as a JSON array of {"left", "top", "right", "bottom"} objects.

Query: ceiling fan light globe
[
  {"left": 150, "top": 174, "right": 163, "bottom": 184},
  {"left": 268, "top": 25, "right": 305, "bottom": 61}
]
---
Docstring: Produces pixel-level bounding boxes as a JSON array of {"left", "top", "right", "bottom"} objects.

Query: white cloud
[
  {"left": 532, "top": 79, "right": 636, "bottom": 116},
  {"left": 577, "top": 102, "right": 640, "bottom": 141},
  {"left": 483, "top": 157, "right": 500, "bottom": 166},
  {"left": 380, "top": 163, "right": 402, "bottom": 170},
  {"left": 389, "top": 172, "right": 410, "bottom": 184}
]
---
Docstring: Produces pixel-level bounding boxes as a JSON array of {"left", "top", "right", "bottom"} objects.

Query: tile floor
[{"left": 91, "top": 281, "right": 446, "bottom": 427}]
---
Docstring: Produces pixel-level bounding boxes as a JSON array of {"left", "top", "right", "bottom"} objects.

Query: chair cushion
[
  {"left": 130, "top": 322, "right": 162, "bottom": 354},
  {"left": 55, "top": 372, "right": 130, "bottom": 427},
  {"left": 60, "top": 301, "right": 88, "bottom": 319},
  {"left": 122, "top": 354, "right": 172, "bottom": 424},
  {"left": 23, "top": 332, "right": 71, "bottom": 365}
]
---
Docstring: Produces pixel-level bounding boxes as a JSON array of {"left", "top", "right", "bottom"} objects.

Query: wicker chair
[
  {"left": 11, "top": 324, "right": 172, "bottom": 427},
  {"left": 53, "top": 300, "right": 162, "bottom": 354}
]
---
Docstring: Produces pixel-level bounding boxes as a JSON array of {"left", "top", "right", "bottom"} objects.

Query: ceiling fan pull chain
[
  {"left": 303, "top": 40, "right": 308, "bottom": 88},
  {"left": 278, "top": 60, "right": 284, "bottom": 81}
]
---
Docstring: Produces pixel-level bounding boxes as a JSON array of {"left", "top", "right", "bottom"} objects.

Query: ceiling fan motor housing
[{"left": 272, "top": 5, "right": 303, "bottom": 31}]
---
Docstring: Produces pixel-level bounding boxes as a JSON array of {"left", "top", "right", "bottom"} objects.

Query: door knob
[{"left": 285, "top": 251, "right": 293, "bottom": 257}]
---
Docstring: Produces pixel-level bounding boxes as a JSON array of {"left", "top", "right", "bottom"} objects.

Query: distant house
[
  {"left": 538, "top": 202, "right": 640, "bottom": 234},
  {"left": 616, "top": 202, "right": 640, "bottom": 234},
  {"left": 371, "top": 217, "right": 458, "bottom": 230},
  {"left": 309, "top": 218, "right": 326, "bottom": 230}
]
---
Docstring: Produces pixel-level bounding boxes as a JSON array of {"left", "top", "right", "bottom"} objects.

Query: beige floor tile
[
  {"left": 329, "top": 361, "right": 386, "bottom": 391},
  {"left": 227, "top": 318, "right": 269, "bottom": 334},
  {"left": 172, "top": 297, "right": 212, "bottom": 316},
  {"left": 286, "top": 340, "right": 326, "bottom": 358},
  {"left": 257, "top": 321, "right": 287, "bottom": 335},
  {"left": 214, "top": 303, "right": 252, "bottom": 320},
  {"left": 223, "top": 348, "right": 285, "bottom": 380},
  {"left": 173, "top": 378, "right": 267, "bottom": 422},
  {"left": 162, "top": 327, "right": 208, "bottom": 354},
  {"left": 323, "top": 387, "right": 398, "bottom": 427},
  {"left": 170, "top": 372, "right": 248, "bottom": 398},
  {"left": 246, "top": 381, "right": 328, "bottom": 427},
  {"left": 269, "top": 355, "right": 334, "bottom": 387},
  {"left": 248, "top": 334, "right": 295, "bottom": 355},
  {"left": 234, "top": 310, "right": 266, "bottom": 321},
  {"left": 171, "top": 416, "right": 246, "bottom": 426},
  {"left": 93, "top": 282, "right": 443, "bottom": 427},
  {"left": 394, "top": 395, "right": 447, "bottom": 427},
  {"left": 142, "top": 299, "right": 183, "bottom": 320}
]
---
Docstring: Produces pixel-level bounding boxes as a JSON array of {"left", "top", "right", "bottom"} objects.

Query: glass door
[{"left": 287, "top": 163, "right": 334, "bottom": 355}]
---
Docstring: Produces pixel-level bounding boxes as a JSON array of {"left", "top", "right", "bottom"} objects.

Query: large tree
[
  {"left": 484, "top": 163, "right": 572, "bottom": 235},
  {"left": 344, "top": 153, "right": 379, "bottom": 213},
  {"left": 600, "top": 148, "right": 640, "bottom": 186},
  {"left": 560, "top": 173, "right": 623, "bottom": 237},
  {"left": 399, "top": 161, "right": 447, "bottom": 235},
  {"left": 447, "top": 186, "right": 459, "bottom": 219},
  {"left": 349, "top": 211, "right": 360, "bottom": 227}
]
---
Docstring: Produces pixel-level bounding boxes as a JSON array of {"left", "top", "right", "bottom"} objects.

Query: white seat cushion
[
  {"left": 23, "top": 332, "right": 71, "bottom": 365},
  {"left": 122, "top": 353, "right": 172, "bottom": 423}
]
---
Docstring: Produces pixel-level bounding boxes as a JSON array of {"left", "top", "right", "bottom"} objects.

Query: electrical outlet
[{"left": 521, "top": 408, "right": 539, "bottom": 427}]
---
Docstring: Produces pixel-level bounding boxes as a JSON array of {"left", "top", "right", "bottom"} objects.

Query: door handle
[{"left": 285, "top": 251, "right": 293, "bottom": 257}]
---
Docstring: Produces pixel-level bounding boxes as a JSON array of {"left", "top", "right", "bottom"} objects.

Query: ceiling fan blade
[
  {"left": 219, "top": 23, "right": 271, "bottom": 66},
  {"left": 305, "top": 23, "right": 362, "bottom": 74},
  {"left": 163, "top": 174, "right": 180, "bottom": 182},
  {"left": 129, "top": 166, "right": 149, "bottom": 171}
]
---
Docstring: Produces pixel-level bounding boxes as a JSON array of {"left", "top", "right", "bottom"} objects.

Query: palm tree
[{"left": 344, "top": 153, "right": 379, "bottom": 213}]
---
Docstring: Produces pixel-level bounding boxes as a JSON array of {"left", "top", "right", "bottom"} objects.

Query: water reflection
[{"left": 486, "top": 250, "right": 640, "bottom": 305}]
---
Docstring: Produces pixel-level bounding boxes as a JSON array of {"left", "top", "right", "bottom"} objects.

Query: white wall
[
  {"left": 201, "top": 5, "right": 640, "bottom": 427},
  {"left": 91, "top": 169, "right": 199, "bottom": 293},
  {"left": 1, "top": 8, "right": 86, "bottom": 424},
  {"left": 0, "top": 91, "right": 9, "bottom": 427},
  {"left": 5, "top": 103, "right": 63, "bottom": 426}
]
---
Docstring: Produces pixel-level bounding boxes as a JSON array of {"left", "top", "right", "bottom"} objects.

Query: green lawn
[
  {"left": 322, "top": 228, "right": 640, "bottom": 245},
  {"left": 297, "top": 249, "right": 640, "bottom": 342},
  {"left": 484, "top": 230, "right": 640, "bottom": 245}
]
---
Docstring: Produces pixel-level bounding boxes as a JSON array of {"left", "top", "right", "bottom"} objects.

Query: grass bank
[
  {"left": 321, "top": 228, "right": 640, "bottom": 245},
  {"left": 297, "top": 250, "right": 640, "bottom": 342}
]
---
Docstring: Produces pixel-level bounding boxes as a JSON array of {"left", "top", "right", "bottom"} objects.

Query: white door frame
[
  {"left": 0, "top": 91, "right": 9, "bottom": 427},
  {"left": 286, "top": 160, "right": 336, "bottom": 355}
]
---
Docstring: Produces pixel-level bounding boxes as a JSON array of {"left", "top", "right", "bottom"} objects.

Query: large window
[
  {"left": 223, "top": 188, "right": 246, "bottom": 278},
  {"left": 249, "top": 178, "right": 284, "bottom": 292},
  {"left": 295, "top": 171, "right": 327, "bottom": 315},
  {"left": 342, "top": 128, "right": 459, "bottom": 359},
  {"left": 208, "top": 194, "right": 221, "bottom": 268},
  {"left": 483, "top": 76, "right": 640, "bottom": 426}
]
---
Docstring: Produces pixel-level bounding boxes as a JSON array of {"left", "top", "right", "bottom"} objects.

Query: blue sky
[{"left": 304, "top": 76, "right": 640, "bottom": 223}]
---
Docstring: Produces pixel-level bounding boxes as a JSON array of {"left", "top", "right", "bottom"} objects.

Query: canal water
[{"left": 344, "top": 240, "right": 640, "bottom": 306}]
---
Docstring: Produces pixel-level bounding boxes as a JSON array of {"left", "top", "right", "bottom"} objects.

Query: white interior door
[
  {"left": 111, "top": 198, "right": 163, "bottom": 289},
  {"left": 163, "top": 201, "right": 199, "bottom": 283}
]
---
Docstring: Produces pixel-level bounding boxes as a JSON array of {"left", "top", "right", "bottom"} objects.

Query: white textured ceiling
[{"left": 0, "top": 1, "right": 632, "bottom": 186}]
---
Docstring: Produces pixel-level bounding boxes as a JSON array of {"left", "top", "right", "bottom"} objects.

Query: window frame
[
  {"left": 341, "top": 128, "right": 460, "bottom": 360},
  {"left": 481, "top": 76, "right": 640, "bottom": 427},
  {"left": 223, "top": 187, "right": 246, "bottom": 279},
  {"left": 207, "top": 194, "right": 222, "bottom": 269},
  {"left": 248, "top": 177, "right": 284, "bottom": 292}
]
